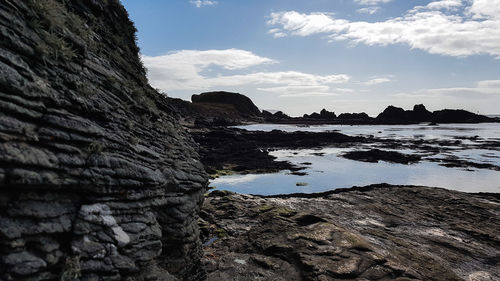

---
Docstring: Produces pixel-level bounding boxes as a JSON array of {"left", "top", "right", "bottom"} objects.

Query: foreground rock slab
[{"left": 200, "top": 185, "right": 499, "bottom": 281}]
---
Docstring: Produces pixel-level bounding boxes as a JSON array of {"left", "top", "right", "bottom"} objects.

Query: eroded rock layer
[
  {"left": 0, "top": 0, "right": 207, "bottom": 280},
  {"left": 201, "top": 186, "right": 500, "bottom": 281}
]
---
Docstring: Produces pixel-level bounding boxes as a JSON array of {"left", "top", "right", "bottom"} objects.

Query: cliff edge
[{"left": 0, "top": 0, "right": 207, "bottom": 280}]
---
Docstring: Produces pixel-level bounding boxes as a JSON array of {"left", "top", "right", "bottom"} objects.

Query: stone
[{"left": 2, "top": 251, "right": 47, "bottom": 276}]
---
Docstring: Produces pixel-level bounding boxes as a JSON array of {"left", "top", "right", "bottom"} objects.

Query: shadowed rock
[
  {"left": 342, "top": 149, "right": 422, "bottom": 164},
  {"left": 192, "top": 91, "right": 261, "bottom": 117},
  {"left": 0, "top": 1, "right": 207, "bottom": 280},
  {"left": 376, "top": 104, "right": 494, "bottom": 124}
]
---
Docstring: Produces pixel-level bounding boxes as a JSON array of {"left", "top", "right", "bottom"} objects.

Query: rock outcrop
[
  {"left": 201, "top": 185, "right": 500, "bottom": 281},
  {"left": 262, "top": 110, "right": 291, "bottom": 122},
  {"left": 191, "top": 91, "right": 261, "bottom": 117},
  {"left": 0, "top": 1, "right": 207, "bottom": 280},
  {"left": 303, "top": 109, "right": 336, "bottom": 120},
  {"left": 376, "top": 104, "right": 493, "bottom": 124},
  {"left": 432, "top": 108, "right": 493, "bottom": 123},
  {"left": 337, "top": 112, "right": 370, "bottom": 121}
]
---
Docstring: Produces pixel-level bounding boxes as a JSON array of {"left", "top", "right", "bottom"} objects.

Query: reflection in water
[
  {"left": 212, "top": 123, "right": 500, "bottom": 195},
  {"left": 211, "top": 148, "right": 500, "bottom": 195},
  {"left": 234, "top": 123, "right": 500, "bottom": 140}
]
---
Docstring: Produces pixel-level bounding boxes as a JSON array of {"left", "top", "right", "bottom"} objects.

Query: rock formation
[
  {"left": 0, "top": 0, "right": 207, "bottom": 280},
  {"left": 303, "top": 109, "right": 336, "bottom": 120},
  {"left": 201, "top": 185, "right": 500, "bottom": 280},
  {"left": 191, "top": 91, "right": 261, "bottom": 117},
  {"left": 376, "top": 104, "right": 494, "bottom": 124},
  {"left": 262, "top": 110, "right": 291, "bottom": 122},
  {"left": 432, "top": 108, "right": 493, "bottom": 123},
  {"left": 337, "top": 112, "right": 370, "bottom": 120}
]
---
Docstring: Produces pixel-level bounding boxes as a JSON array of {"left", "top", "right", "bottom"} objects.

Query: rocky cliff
[{"left": 0, "top": 1, "right": 207, "bottom": 280}]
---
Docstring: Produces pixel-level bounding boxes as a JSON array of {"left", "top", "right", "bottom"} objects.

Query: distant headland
[{"left": 166, "top": 91, "right": 498, "bottom": 127}]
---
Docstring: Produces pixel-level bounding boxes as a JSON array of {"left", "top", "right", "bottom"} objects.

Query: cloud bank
[
  {"left": 142, "top": 49, "right": 350, "bottom": 97},
  {"left": 268, "top": 0, "right": 500, "bottom": 58}
]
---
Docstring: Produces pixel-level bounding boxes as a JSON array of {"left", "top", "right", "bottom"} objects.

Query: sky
[{"left": 121, "top": 0, "right": 500, "bottom": 116}]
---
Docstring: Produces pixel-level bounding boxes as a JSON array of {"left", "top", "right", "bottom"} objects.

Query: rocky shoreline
[
  {"left": 192, "top": 126, "right": 500, "bottom": 179},
  {"left": 200, "top": 184, "right": 500, "bottom": 281},
  {"left": 1, "top": 1, "right": 499, "bottom": 280}
]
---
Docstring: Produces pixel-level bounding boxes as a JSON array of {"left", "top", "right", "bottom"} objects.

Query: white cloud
[
  {"left": 268, "top": 28, "right": 287, "bottom": 38},
  {"left": 365, "top": 77, "right": 391, "bottom": 85},
  {"left": 280, "top": 92, "right": 340, "bottom": 97},
  {"left": 257, "top": 85, "right": 356, "bottom": 97},
  {"left": 396, "top": 79, "right": 500, "bottom": 97},
  {"left": 426, "top": 79, "right": 500, "bottom": 95},
  {"left": 468, "top": 0, "right": 500, "bottom": 19},
  {"left": 354, "top": 0, "right": 392, "bottom": 5},
  {"left": 424, "top": 0, "right": 463, "bottom": 11},
  {"left": 267, "top": 12, "right": 347, "bottom": 38},
  {"left": 142, "top": 49, "right": 350, "bottom": 95},
  {"left": 189, "top": 0, "right": 217, "bottom": 8},
  {"left": 357, "top": 7, "right": 380, "bottom": 15},
  {"left": 477, "top": 79, "right": 500, "bottom": 88},
  {"left": 268, "top": 0, "right": 500, "bottom": 58}
]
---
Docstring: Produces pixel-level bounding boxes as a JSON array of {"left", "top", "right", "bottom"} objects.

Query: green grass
[{"left": 28, "top": 0, "right": 91, "bottom": 61}]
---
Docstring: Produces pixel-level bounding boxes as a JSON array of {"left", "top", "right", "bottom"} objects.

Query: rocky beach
[
  {"left": 0, "top": 1, "right": 499, "bottom": 281},
  {"left": 201, "top": 185, "right": 500, "bottom": 281}
]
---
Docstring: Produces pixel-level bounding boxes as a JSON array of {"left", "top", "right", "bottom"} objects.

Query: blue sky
[{"left": 121, "top": 0, "right": 500, "bottom": 116}]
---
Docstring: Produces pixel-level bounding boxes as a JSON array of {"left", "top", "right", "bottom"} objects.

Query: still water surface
[{"left": 211, "top": 123, "right": 500, "bottom": 195}]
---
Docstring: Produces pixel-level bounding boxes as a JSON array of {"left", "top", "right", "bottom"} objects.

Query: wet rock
[
  {"left": 193, "top": 127, "right": 365, "bottom": 176},
  {"left": 342, "top": 149, "right": 422, "bottom": 164}
]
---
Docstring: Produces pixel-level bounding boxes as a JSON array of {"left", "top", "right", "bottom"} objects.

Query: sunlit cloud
[
  {"left": 142, "top": 49, "right": 350, "bottom": 96},
  {"left": 268, "top": 0, "right": 500, "bottom": 58}
]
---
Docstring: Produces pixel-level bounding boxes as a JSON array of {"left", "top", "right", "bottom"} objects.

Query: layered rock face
[{"left": 0, "top": 1, "right": 207, "bottom": 280}]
